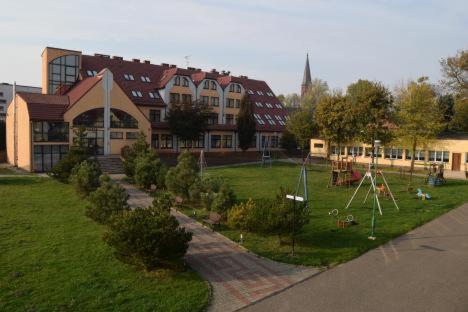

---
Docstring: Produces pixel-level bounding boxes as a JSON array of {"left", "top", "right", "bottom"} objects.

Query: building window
[
  {"left": 211, "top": 81, "right": 217, "bottom": 90},
  {"left": 149, "top": 109, "right": 161, "bottom": 122},
  {"left": 33, "top": 144, "right": 69, "bottom": 172},
  {"left": 236, "top": 85, "right": 241, "bottom": 93},
  {"left": 226, "top": 114, "right": 234, "bottom": 125},
  {"left": 182, "top": 94, "right": 192, "bottom": 104},
  {"left": 255, "top": 102, "right": 263, "bottom": 108},
  {"left": 248, "top": 90, "right": 254, "bottom": 95},
  {"left": 271, "top": 136, "right": 279, "bottom": 148},
  {"left": 174, "top": 76, "right": 181, "bottom": 86},
  {"left": 207, "top": 113, "right": 218, "bottom": 125},
  {"left": 33, "top": 122, "right": 69, "bottom": 142},
  {"left": 126, "top": 132, "right": 138, "bottom": 139},
  {"left": 131, "top": 90, "right": 143, "bottom": 98},
  {"left": 265, "top": 103, "right": 273, "bottom": 108},
  {"left": 365, "top": 147, "right": 382, "bottom": 158},
  {"left": 347, "top": 146, "right": 363, "bottom": 156},
  {"left": 250, "top": 135, "right": 257, "bottom": 148},
  {"left": 170, "top": 93, "right": 180, "bottom": 104},
  {"left": 384, "top": 148, "right": 403, "bottom": 159},
  {"left": 222, "top": 135, "right": 232, "bottom": 148},
  {"left": 331, "top": 146, "right": 346, "bottom": 156},
  {"left": 86, "top": 70, "right": 97, "bottom": 77},
  {"left": 48, "top": 55, "right": 79, "bottom": 94},
  {"left": 151, "top": 133, "right": 159, "bottom": 148},
  {"left": 124, "top": 74, "right": 135, "bottom": 81},
  {"left": 140, "top": 76, "right": 151, "bottom": 82},
  {"left": 180, "top": 135, "right": 205, "bottom": 149},
  {"left": 182, "top": 77, "right": 189, "bottom": 87},
  {"left": 110, "top": 131, "right": 123, "bottom": 139},
  {"left": 211, "top": 97, "right": 219, "bottom": 107},
  {"left": 148, "top": 92, "right": 159, "bottom": 99},
  {"left": 211, "top": 135, "right": 221, "bottom": 148},
  {"left": 264, "top": 114, "right": 276, "bottom": 125},
  {"left": 314, "top": 143, "right": 324, "bottom": 149},
  {"left": 73, "top": 108, "right": 138, "bottom": 129},
  {"left": 235, "top": 99, "right": 240, "bottom": 108},
  {"left": 203, "top": 80, "right": 209, "bottom": 89},
  {"left": 229, "top": 84, "right": 235, "bottom": 92},
  {"left": 429, "top": 150, "right": 449, "bottom": 163},
  {"left": 201, "top": 96, "right": 209, "bottom": 105},
  {"left": 160, "top": 134, "right": 173, "bottom": 149},
  {"left": 406, "top": 150, "right": 426, "bottom": 161},
  {"left": 254, "top": 113, "right": 265, "bottom": 125},
  {"left": 227, "top": 99, "right": 235, "bottom": 108}
]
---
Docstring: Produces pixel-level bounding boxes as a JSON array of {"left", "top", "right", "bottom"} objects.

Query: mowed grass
[
  {"left": 0, "top": 177, "right": 209, "bottom": 312},
  {"left": 204, "top": 162, "right": 468, "bottom": 266}
]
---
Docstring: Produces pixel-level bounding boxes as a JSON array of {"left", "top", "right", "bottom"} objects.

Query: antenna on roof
[{"left": 184, "top": 55, "right": 191, "bottom": 67}]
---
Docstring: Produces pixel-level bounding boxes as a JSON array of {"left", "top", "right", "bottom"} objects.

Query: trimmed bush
[
  {"left": 134, "top": 151, "right": 167, "bottom": 190},
  {"left": 165, "top": 151, "right": 199, "bottom": 200},
  {"left": 121, "top": 133, "right": 150, "bottom": 179},
  {"left": 152, "top": 191, "right": 174, "bottom": 214},
  {"left": 103, "top": 207, "right": 192, "bottom": 271},
  {"left": 69, "top": 160, "right": 102, "bottom": 197},
  {"left": 86, "top": 174, "right": 129, "bottom": 224}
]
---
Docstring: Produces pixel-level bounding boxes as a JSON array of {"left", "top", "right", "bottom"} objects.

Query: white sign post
[{"left": 286, "top": 194, "right": 304, "bottom": 256}]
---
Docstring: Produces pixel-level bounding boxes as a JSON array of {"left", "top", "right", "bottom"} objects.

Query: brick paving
[{"left": 113, "top": 177, "right": 319, "bottom": 312}]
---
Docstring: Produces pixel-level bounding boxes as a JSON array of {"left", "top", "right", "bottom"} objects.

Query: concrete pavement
[{"left": 242, "top": 203, "right": 468, "bottom": 312}]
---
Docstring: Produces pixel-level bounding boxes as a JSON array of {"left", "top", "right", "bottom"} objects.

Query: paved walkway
[
  {"left": 243, "top": 203, "right": 468, "bottom": 312},
  {"left": 114, "top": 178, "right": 319, "bottom": 312}
]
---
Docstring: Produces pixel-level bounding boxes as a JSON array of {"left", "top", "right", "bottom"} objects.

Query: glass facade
[
  {"left": 33, "top": 144, "right": 69, "bottom": 172},
  {"left": 48, "top": 55, "right": 79, "bottom": 94},
  {"left": 33, "top": 122, "right": 69, "bottom": 142},
  {"left": 73, "top": 108, "right": 138, "bottom": 129}
]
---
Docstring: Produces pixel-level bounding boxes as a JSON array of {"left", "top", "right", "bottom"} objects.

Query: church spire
[{"left": 301, "top": 53, "right": 312, "bottom": 97}]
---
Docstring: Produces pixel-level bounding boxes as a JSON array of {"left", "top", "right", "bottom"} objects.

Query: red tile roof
[{"left": 17, "top": 92, "right": 69, "bottom": 121}]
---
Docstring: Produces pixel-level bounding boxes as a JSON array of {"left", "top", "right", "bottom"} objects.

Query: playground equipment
[
  {"left": 328, "top": 209, "right": 357, "bottom": 228},
  {"left": 417, "top": 188, "right": 431, "bottom": 200},
  {"left": 426, "top": 163, "right": 445, "bottom": 186},
  {"left": 261, "top": 137, "right": 272, "bottom": 168},
  {"left": 343, "top": 140, "right": 399, "bottom": 240},
  {"left": 328, "top": 157, "right": 362, "bottom": 187},
  {"left": 198, "top": 150, "right": 208, "bottom": 177},
  {"left": 292, "top": 152, "right": 314, "bottom": 210}
]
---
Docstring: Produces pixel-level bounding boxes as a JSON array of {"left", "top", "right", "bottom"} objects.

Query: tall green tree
[
  {"left": 281, "top": 93, "right": 301, "bottom": 108},
  {"left": 394, "top": 77, "right": 444, "bottom": 184},
  {"left": 346, "top": 79, "right": 394, "bottom": 160},
  {"left": 285, "top": 110, "right": 316, "bottom": 157},
  {"left": 237, "top": 94, "right": 256, "bottom": 151},
  {"left": 315, "top": 92, "right": 356, "bottom": 158},
  {"left": 166, "top": 102, "right": 210, "bottom": 144},
  {"left": 301, "top": 78, "right": 329, "bottom": 112}
]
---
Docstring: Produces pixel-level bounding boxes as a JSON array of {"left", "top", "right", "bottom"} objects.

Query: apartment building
[{"left": 0, "top": 83, "right": 41, "bottom": 118}]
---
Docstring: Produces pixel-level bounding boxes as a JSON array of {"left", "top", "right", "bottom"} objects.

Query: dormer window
[
  {"left": 265, "top": 103, "right": 273, "bottom": 108},
  {"left": 203, "top": 80, "right": 209, "bottom": 89},
  {"left": 255, "top": 102, "right": 263, "bottom": 108},
  {"left": 131, "top": 90, "right": 143, "bottom": 98},
  {"left": 229, "top": 84, "right": 235, "bottom": 92},
  {"left": 182, "top": 77, "right": 189, "bottom": 87},
  {"left": 236, "top": 84, "right": 241, "bottom": 93},
  {"left": 86, "top": 70, "right": 97, "bottom": 77},
  {"left": 174, "top": 76, "right": 181, "bottom": 86},
  {"left": 254, "top": 113, "right": 265, "bottom": 125},
  {"left": 211, "top": 81, "right": 217, "bottom": 90},
  {"left": 124, "top": 74, "right": 135, "bottom": 81},
  {"left": 275, "top": 103, "right": 282, "bottom": 108},
  {"left": 257, "top": 91, "right": 264, "bottom": 96},
  {"left": 149, "top": 92, "right": 159, "bottom": 99},
  {"left": 248, "top": 89, "right": 254, "bottom": 95},
  {"left": 140, "top": 76, "right": 151, "bottom": 82},
  {"left": 264, "top": 114, "right": 276, "bottom": 125}
]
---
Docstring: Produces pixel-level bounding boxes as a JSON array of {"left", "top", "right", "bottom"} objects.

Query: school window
[
  {"left": 428, "top": 151, "right": 449, "bottom": 162},
  {"left": 203, "top": 80, "right": 209, "bottom": 89},
  {"left": 405, "top": 150, "right": 426, "bottom": 161},
  {"left": 227, "top": 99, "right": 235, "bottom": 108},
  {"left": 110, "top": 131, "right": 123, "bottom": 139},
  {"left": 222, "top": 135, "right": 232, "bottom": 148},
  {"left": 207, "top": 113, "right": 218, "bottom": 125},
  {"left": 201, "top": 96, "right": 209, "bottom": 105},
  {"left": 170, "top": 93, "right": 180, "bottom": 104},
  {"left": 314, "top": 143, "right": 324, "bottom": 149},
  {"left": 180, "top": 135, "right": 205, "bottom": 149},
  {"left": 151, "top": 133, "right": 159, "bottom": 148},
  {"left": 126, "top": 132, "right": 138, "bottom": 139},
  {"left": 347, "top": 146, "right": 363, "bottom": 156},
  {"left": 211, "top": 135, "right": 221, "bottom": 148},
  {"left": 331, "top": 146, "right": 346, "bottom": 156},
  {"left": 384, "top": 148, "right": 403, "bottom": 159},
  {"left": 225, "top": 114, "right": 234, "bottom": 125},
  {"left": 211, "top": 97, "right": 219, "bottom": 107},
  {"left": 174, "top": 76, "right": 180, "bottom": 86},
  {"left": 160, "top": 134, "right": 173, "bottom": 149},
  {"left": 211, "top": 81, "right": 217, "bottom": 90}
]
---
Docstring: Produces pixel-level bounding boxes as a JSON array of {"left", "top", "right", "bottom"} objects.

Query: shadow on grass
[{"left": 0, "top": 178, "right": 39, "bottom": 186}]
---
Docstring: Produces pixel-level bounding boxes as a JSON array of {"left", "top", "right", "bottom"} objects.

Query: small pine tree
[
  {"left": 237, "top": 94, "right": 256, "bottom": 151},
  {"left": 165, "top": 151, "right": 199, "bottom": 199},
  {"left": 134, "top": 150, "right": 167, "bottom": 190},
  {"left": 86, "top": 174, "right": 129, "bottom": 224},
  {"left": 69, "top": 160, "right": 102, "bottom": 197},
  {"left": 121, "top": 133, "right": 150, "bottom": 179}
]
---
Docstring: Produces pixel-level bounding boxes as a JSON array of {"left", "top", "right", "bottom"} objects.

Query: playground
[{"left": 202, "top": 161, "right": 468, "bottom": 266}]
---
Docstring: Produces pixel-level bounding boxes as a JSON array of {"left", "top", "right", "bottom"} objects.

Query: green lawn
[
  {"left": 194, "top": 162, "right": 468, "bottom": 266},
  {"left": 0, "top": 177, "right": 209, "bottom": 312}
]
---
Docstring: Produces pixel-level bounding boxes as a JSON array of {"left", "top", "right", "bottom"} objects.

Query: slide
[{"left": 336, "top": 170, "right": 362, "bottom": 186}]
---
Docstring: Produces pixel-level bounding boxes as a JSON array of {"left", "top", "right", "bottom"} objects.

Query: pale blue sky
[{"left": 0, "top": 0, "right": 466, "bottom": 94}]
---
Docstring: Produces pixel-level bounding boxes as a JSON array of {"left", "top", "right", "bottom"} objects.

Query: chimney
[
  {"left": 112, "top": 56, "right": 123, "bottom": 60},
  {"left": 169, "top": 64, "right": 177, "bottom": 68},
  {"left": 239, "top": 75, "right": 248, "bottom": 79},
  {"left": 94, "top": 53, "right": 110, "bottom": 58},
  {"left": 144, "top": 60, "right": 150, "bottom": 64},
  {"left": 210, "top": 69, "right": 219, "bottom": 74},
  {"left": 187, "top": 66, "right": 195, "bottom": 70},
  {"left": 161, "top": 63, "right": 169, "bottom": 67},
  {"left": 132, "top": 58, "right": 140, "bottom": 63}
]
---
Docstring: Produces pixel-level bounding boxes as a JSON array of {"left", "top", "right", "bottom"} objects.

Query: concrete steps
[{"left": 96, "top": 156, "right": 124, "bottom": 174}]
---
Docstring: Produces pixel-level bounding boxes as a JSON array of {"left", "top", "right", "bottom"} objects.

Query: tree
[
  {"left": 452, "top": 97, "right": 468, "bottom": 131},
  {"left": 134, "top": 150, "right": 167, "bottom": 190},
  {"left": 121, "top": 133, "right": 151, "bottom": 179},
  {"left": 104, "top": 207, "right": 192, "bottom": 271},
  {"left": 237, "top": 94, "right": 256, "bottom": 151},
  {"left": 346, "top": 80, "right": 394, "bottom": 159},
  {"left": 286, "top": 110, "right": 316, "bottom": 157},
  {"left": 279, "top": 130, "right": 298, "bottom": 153},
  {"left": 301, "top": 79, "right": 329, "bottom": 112},
  {"left": 315, "top": 92, "right": 356, "bottom": 158},
  {"left": 165, "top": 151, "right": 199, "bottom": 199},
  {"left": 166, "top": 102, "right": 210, "bottom": 144},
  {"left": 282, "top": 93, "right": 301, "bottom": 108},
  {"left": 394, "top": 77, "right": 444, "bottom": 184},
  {"left": 86, "top": 174, "right": 129, "bottom": 224},
  {"left": 437, "top": 94, "right": 455, "bottom": 130},
  {"left": 440, "top": 49, "right": 467, "bottom": 97},
  {"left": 69, "top": 160, "right": 102, "bottom": 197}
]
